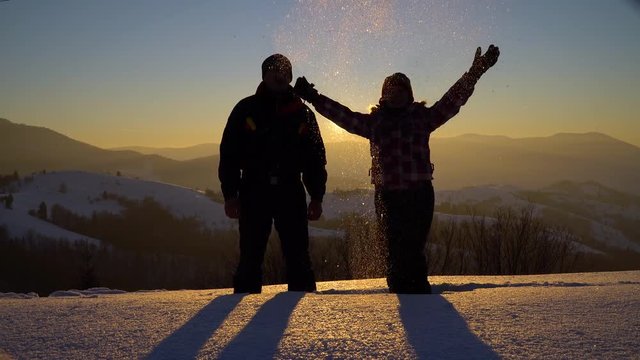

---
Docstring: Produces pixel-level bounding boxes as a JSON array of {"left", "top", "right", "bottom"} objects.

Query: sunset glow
[{"left": 1, "top": 0, "right": 639, "bottom": 147}]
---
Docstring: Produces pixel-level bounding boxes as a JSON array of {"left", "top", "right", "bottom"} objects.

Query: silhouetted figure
[
  {"left": 295, "top": 45, "right": 500, "bottom": 294},
  {"left": 219, "top": 54, "right": 327, "bottom": 294}
]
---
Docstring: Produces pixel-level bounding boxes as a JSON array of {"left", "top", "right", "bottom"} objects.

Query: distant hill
[
  {"left": 429, "top": 133, "right": 640, "bottom": 195},
  {"left": 0, "top": 118, "right": 218, "bottom": 190},
  {"left": 323, "top": 133, "right": 640, "bottom": 194},
  {"left": 322, "top": 179, "right": 640, "bottom": 256},
  {"left": 110, "top": 143, "right": 219, "bottom": 161},
  {"left": 2, "top": 118, "right": 639, "bottom": 194},
  {"left": 0, "top": 171, "right": 337, "bottom": 242},
  {"left": 2, "top": 171, "right": 638, "bottom": 268},
  {"left": 435, "top": 180, "right": 640, "bottom": 255}
]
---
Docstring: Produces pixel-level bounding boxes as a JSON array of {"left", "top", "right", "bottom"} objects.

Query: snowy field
[
  {"left": 3, "top": 171, "right": 638, "bottom": 254},
  {"left": 0, "top": 171, "right": 340, "bottom": 242},
  {"left": 1, "top": 271, "right": 638, "bottom": 359}
]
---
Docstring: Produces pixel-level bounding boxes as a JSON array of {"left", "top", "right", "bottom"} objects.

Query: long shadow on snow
[
  {"left": 398, "top": 294, "right": 499, "bottom": 359},
  {"left": 146, "top": 292, "right": 303, "bottom": 359},
  {"left": 217, "top": 292, "right": 304, "bottom": 359},
  {"left": 145, "top": 294, "right": 244, "bottom": 360}
]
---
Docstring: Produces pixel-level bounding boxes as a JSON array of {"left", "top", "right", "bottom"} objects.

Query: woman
[{"left": 294, "top": 45, "right": 500, "bottom": 293}]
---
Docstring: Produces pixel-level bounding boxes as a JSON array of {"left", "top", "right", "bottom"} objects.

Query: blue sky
[{"left": 1, "top": 0, "right": 639, "bottom": 147}]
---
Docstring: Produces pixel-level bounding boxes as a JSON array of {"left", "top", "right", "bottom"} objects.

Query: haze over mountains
[
  {"left": 110, "top": 143, "right": 220, "bottom": 161},
  {"left": 4, "top": 170, "right": 638, "bottom": 258},
  {"left": 2, "top": 118, "right": 639, "bottom": 194},
  {"left": 2, "top": 118, "right": 639, "bottom": 284},
  {"left": 0, "top": 118, "right": 217, "bottom": 190}
]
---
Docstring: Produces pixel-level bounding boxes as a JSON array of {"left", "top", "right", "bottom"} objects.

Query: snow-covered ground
[
  {"left": 436, "top": 184, "right": 640, "bottom": 253},
  {"left": 0, "top": 206, "right": 102, "bottom": 245},
  {"left": 436, "top": 184, "right": 527, "bottom": 207},
  {"left": 2, "top": 171, "right": 638, "bottom": 254},
  {"left": 0, "top": 171, "right": 339, "bottom": 241},
  {"left": 321, "top": 190, "right": 375, "bottom": 219},
  {"left": 1, "top": 271, "right": 638, "bottom": 359}
]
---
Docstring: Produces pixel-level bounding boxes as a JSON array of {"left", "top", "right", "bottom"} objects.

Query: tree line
[{"left": 1, "top": 190, "right": 599, "bottom": 295}]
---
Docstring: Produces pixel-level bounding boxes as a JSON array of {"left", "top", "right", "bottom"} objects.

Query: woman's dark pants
[{"left": 375, "top": 182, "right": 434, "bottom": 294}]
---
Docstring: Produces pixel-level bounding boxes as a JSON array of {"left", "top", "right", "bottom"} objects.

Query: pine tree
[
  {"left": 5, "top": 193, "right": 13, "bottom": 209},
  {"left": 37, "top": 201, "right": 47, "bottom": 220}
]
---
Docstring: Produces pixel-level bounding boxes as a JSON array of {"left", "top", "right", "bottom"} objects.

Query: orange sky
[{"left": 1, "top": 1, "right": 639, "bottom": 148}]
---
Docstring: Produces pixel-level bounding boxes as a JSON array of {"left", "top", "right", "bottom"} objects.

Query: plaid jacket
[{"left": 311, "top": 72, "right": 478, "bottom": 189}]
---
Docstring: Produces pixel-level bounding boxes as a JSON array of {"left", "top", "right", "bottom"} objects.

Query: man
[
  {"left": 294, "top": 45, "right": 500, "bottom": 293},
  {"left": 219, "top": 54, "right": 327, "bottom": 294}
]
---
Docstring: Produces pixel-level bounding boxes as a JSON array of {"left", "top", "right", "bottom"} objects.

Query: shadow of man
[
  {"left": 218, "top": 292, "right": 305, "bottom": 359},
  {"left": 146, "top": 294, "right": 244, "bottom": 360},
  {"left": 398, "top": 294, "right": 499, "bottom": 359}
]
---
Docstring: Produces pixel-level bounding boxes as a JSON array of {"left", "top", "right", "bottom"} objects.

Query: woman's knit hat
[{"left": 381, "top": 72, "right": 414, "bottom": 103}]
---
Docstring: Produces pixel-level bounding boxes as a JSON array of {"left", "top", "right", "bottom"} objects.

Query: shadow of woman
[
  {"left": 145, "top": 294, "right": 244, "bottom": 360},
  {"left": 398, "top": 294, "right": 499, "bottom": 359},
  {"left": 217, "top": 292, "right": 305, "bottom": 359}
]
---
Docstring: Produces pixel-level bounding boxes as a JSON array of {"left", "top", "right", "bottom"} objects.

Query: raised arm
[
  {"left": 294, "top": 77, "right": 374, "bottom": 139},
  {"left": 430, "top": 45, "right": 500, "bottom": 130}
]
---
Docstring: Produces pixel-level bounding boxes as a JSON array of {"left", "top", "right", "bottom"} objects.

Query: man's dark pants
[
  {"left": 234, "top": 179, "right": 316, "bottom": 293},
  {"left": 375, "top": 181, "right": 434, "bottom": 294}
]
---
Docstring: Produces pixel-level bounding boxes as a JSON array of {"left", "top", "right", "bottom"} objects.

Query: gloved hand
[
  {"left": 224, "top": 198, "right": 240, "bottom": 219},
  {"left": 469, "top": 44, "right": 500, "bottom": 79},
  {"left": 307, "top": 199, "right": 323, "bottom": 221},
  {"left": 294, "top": 76, "right": 320, "bottom": 103}
]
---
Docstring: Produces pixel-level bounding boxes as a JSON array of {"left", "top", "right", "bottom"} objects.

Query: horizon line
[{"left": 2, "top": 117, "right": 635, "bottom": 149}]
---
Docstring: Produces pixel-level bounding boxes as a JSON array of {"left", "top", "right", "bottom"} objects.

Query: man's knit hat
[
  {"left": 262, "top": 54, "right": 293, "bottom": 82},
  {"left": 381, "top": 72, "right": 414, "bottom": 103}
]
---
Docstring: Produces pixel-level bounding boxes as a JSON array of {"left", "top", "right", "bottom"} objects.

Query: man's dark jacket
[{"left": 218, "top": 83, "right": 327, "bottom": 201}]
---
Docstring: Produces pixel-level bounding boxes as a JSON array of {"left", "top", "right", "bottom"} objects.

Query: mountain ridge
[
  {"left": 1, "top": 118, "right": 638, "bottom": 194},
  {"left": 109, "top": 143, "right": 220, "bottom": 161}
]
